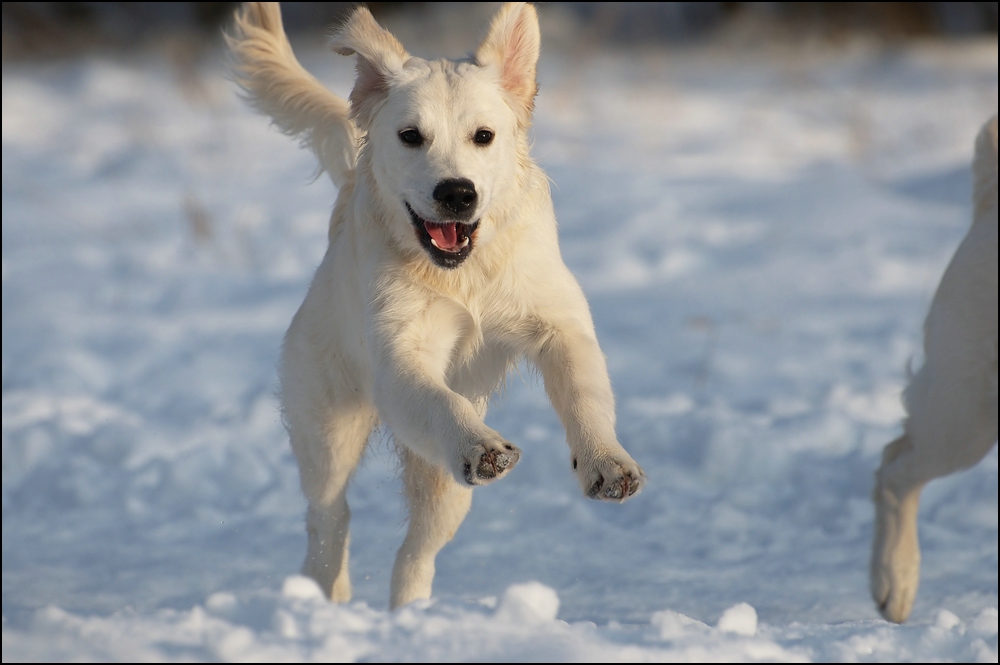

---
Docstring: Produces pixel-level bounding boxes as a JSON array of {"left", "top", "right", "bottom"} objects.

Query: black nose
[{"left": 433, "top": 178, "right": 477, "bottom": 218}]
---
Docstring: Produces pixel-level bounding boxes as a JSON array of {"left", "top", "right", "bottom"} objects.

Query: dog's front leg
[
  {"left": 370, "top": 297, "right": 520, "bottom": 486},
  {"left": 530, "top": 304, "right": 646, "bottom": 501}
]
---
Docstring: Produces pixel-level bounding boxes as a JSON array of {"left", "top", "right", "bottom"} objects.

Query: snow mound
[
  {"left": 717, "top": 602, "right": 758, "bottom": 637},
  {"left": 496, "top": 582, "right": 561, "bottom": 623},
  {"left": 281, "top": 575, "right": 325, "bottom": 601}
]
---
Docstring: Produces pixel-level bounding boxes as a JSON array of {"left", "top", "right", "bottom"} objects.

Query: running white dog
[
  {"left": 227, "top": 2, "right": 646, "bottom": 608},
  {"left": 871, "top": 115, "right": 998, "bottom": 623}
]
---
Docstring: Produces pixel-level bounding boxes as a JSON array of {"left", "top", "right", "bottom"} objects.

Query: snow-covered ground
[{"left": 2, "top": 18, "right": 997, "bottom": 662}]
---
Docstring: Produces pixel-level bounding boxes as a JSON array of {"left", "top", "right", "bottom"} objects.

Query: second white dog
[
  {"left": 871, "top": 115, "right": 998, "bottom": 623},
  {"left": 228, "top": 2, "right": 646, "bottom": 608}
]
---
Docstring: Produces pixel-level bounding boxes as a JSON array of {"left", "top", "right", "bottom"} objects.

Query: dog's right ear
[{"left": 330, "top": 7, "right": 409, "bottom": 128}]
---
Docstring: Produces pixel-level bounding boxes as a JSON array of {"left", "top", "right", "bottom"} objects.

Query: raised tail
[{"left": 226, "top": 2, "right": 358, "bottom": 188}]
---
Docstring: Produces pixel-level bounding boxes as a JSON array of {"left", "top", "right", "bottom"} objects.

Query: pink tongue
[{"left": 425, "top": 222, "right": 459, "bottom": 249}]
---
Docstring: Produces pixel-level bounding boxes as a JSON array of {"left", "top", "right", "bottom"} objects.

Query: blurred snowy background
[{"left": 2, "top": 2, "right": 997, "bottom": 661}]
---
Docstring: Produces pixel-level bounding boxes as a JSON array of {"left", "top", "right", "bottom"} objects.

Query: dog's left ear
[
  {"left": 330, "top": 7, "right": 410, "bottom": 128},
  {"left": 475, "top": 2, "right": 540, "bottom": 125}
]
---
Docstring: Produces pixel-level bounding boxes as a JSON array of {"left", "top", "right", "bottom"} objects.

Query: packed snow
[{"left": 2, "top": 14, "right": 997, "bottom": 662}]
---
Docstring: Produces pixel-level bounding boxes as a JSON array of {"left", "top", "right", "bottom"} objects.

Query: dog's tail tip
[
  {"left": 973, "top": 114, "right": 998, "bottom": 222},
  {"left": 233, "top": 2, "right": 283, "bottom": 33},
  {"left": 225, "top": 2, "right": 358, "bottom": 189},
  {"left": 975, "top": 114, "right": 998, "bottom": 160},
  {"left": 225, "top": 2, "right": 284, "bottom": 49}
]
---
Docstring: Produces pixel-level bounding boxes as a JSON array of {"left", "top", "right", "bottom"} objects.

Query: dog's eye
[
  {"left": 473, "top": 129, "right": 494, "bottom": 146},
  {"left": 399, "top": 128, "right": 423, "bottom": 147}
]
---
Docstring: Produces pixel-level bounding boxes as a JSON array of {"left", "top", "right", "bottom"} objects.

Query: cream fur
[
  {"left": 871, "top": 115, "right": 999, "bottom": 623},
  {"left": 227, "top": 2, "right": 646, "bottom": 609}
]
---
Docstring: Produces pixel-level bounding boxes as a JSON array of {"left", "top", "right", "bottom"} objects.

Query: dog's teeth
[{"left": 429, "top": 237, "right": 470, "bottom": 252}]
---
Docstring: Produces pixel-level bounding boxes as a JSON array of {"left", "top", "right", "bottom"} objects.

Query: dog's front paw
[
  {"left": 462, "top": 437, "right": 521, "bottom": 486},
  {"left": 574, "top": 452, "right": 645, "bottom": 502}
]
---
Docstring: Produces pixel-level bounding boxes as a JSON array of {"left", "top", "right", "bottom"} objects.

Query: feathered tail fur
[{"left": 226, "top": 2, "right": 358, "bottom": 187}]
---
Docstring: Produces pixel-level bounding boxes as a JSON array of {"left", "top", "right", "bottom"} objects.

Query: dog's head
[{"left": 331, "top": 3, "right": 540, "bottom": 269}]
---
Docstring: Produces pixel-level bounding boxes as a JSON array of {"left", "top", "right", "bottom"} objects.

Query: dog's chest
[{"left": 442, "top": 299, "right": 526, "bottom": 394}]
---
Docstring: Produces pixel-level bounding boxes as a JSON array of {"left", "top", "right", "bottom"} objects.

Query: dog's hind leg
[
  {"left": 872, "top": 413, "right": 996, "bottom": 623},
  {"left": 870, "top": 433, "right": 927, "bottom": 624},
  {"left": 871, "top": 327, "right": 997, "bottom": 623},
  {"left": 291, "top": 405, "right": 377, "bottom": 602},
  {"left": 390, "top": 446, "right": 473, "bottom": 609}
]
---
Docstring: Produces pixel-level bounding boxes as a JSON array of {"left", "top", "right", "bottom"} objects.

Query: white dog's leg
[
  {"left": 372, "top": 297, "right": 521, "bottom": 487},
  {"left": 390, "top": 446, "right": 474, "bottom": 608},
  {"left": 303, "top": 498, "right": 353, "bottom": 602},
  {"left": 871, "top": 433, "right": 926, "bottom": 624},
  {"left": 283, "top": 325, "right": 377, "bottom": 603},
  {"left": 530, "top": 302, "right": 646, "bottom": 501},
  {"left": 872, "top": 404, "right": 996, "bottom": 623},
  {"left": 291, "top": 403, "right": 376, "bottom": 602}
]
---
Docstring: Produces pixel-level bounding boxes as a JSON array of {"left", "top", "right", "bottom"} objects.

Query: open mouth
[{"left": 406, "top": 202, "right": 478, "bottom": 269}]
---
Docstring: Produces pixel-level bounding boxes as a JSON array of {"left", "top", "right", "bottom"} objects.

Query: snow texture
[{"left": 2, "top": 23, "right": 998, "bottom": 663}]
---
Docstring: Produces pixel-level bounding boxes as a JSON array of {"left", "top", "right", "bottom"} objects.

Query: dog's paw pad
[
  {"left": 581, "top": 457, "right": 645, "bottom": 502},
  {"left": 463, "top": 440, "right": 520, "bottom": 485}
]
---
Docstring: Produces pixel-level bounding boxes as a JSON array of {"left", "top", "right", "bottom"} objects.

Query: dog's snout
[{"left": 433, "top": 179, "right": 477, "bottom": 218}]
